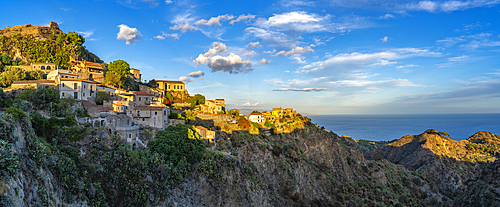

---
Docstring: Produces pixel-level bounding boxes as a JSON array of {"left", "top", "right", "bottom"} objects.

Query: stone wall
[{"left": 0, "top": 22, "right": 63, "bottom": 40}]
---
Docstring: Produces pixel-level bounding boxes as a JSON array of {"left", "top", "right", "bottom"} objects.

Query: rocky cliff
[
  {"left": 0, "top": 22, "right": 64, "bottom": 41},
  {"left": 0, "top": 114, "right": 445, "bottom": 206}
]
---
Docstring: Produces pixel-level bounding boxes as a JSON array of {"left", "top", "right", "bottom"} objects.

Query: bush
[
  {"left": 6, "top": 106, "right": 26, "bottom": 121},
  {"left": 0, "top": 139, "right": 18, "bottom": 178},
  {"left": 148, "top": 124, "right": 205, "bottom": 166}
]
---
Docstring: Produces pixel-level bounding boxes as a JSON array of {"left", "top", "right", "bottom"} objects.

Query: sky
[{"left": 1, "top": 0, "right": 500, "bottom": 115}]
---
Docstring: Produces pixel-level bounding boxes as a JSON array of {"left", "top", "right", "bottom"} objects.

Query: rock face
[{"left": 0, "top": 22, "right": 64, "bottom": 40}]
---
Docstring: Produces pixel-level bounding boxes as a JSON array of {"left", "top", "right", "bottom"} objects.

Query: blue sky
[{"left": 1, "top": 0, "right": 500, "bottom": 114}]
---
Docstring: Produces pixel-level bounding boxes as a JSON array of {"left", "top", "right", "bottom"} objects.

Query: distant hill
[{"left": 0, "top": 22, "right": 102, "bottom": 67}]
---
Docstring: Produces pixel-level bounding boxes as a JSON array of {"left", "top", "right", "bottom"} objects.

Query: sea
[{"left": 308, "top": 113, "right": 500, "bottom": 141}]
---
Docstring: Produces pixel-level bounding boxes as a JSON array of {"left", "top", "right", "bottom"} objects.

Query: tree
[
  {"left": 66, "top": 31, "right": 85, "bottom": 45},
  {"left": 146, "top": 79, "right": 157, "bottom": 88},
  {"left": 188, "top": 94, "right": 205, "bottom": 107},
  {"left": 251, "top": 110, "right": 260, "bottom": 114},
  {"left": 27, "top": 70, "right": 44, "bottom": 80},
  {"left": 56, "top": 33, "right": 66, "bottom": 44},
  {"left": 0, "top": 67, "right": 26, "bottom": 88},
  {"left": 165, "top": 92, "right": 173, "bottom": 101},
  {"left": 228, "top": 109, "right": 239, "bottom": 117},
  {"left": 0, "top": 88, "right": 6, "bottom": 107},
  {"left": 105, "top": 72, "right": 125, "bottom": 88},
  {"left": 182, "top": 110, "right": 196, "bottom": 123},
  {"left": 107, "top": 60, "right": 130, "bottom": 78},
  {"left": 1, "top": 53, "right": 11, "bottom": 66},
  {"left": 148, "top": 124, "right": 205, "bottom": 166},
  {"left": 95, "top": 90, "right": 110, "bottom": 105},
  {"left": 33, "top": 87, "right": 59, "bottom": 109}
]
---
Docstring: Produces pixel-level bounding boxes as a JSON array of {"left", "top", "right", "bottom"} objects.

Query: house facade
[
  {"left": 47, "top": 70, "right": 78, "bottom": 80},
  {"left": 156, "top": 80, "right": 185, "bottom": 92},
  {"left": 107, "top": 115, "right": 140, "bottom": 143},
  {"left": 249, "top": 113, "right": 264, "bottom": 123},
  {"left": 58, "top": 78, "right": 97, "bottom": 100},
  {"left": 194, "top": 126, "right": 215, "bottom": 144},
  {"left": 129, "top": 105, "right": 169, "bottom": 129},
  {"left": 129, "top": 68, "right": 141, "bottom": 82},
  {"left": 31, "top": 63, "right": 57, "bottom": 73}
]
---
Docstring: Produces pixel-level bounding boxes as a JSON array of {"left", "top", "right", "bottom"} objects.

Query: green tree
[
  {"left": 108, "top": 60, "right": 130, "bottom": 78},
  {"left": 33, "top": 87, "right": 59, "bottom": 109},
  {"left": 17, "top": 88, "right": 35, "bottom": 103},
  {"left": 146, "top": 79, "right": 157, "bottom": 88},
  {"left": 105, "top": 72, "right": 125, "bottom": 88},
  {"left": 95, "top": 90, "right": 110, "bottom": 105},
  {"left": 66, "top": 31, "right": 85, "bottom": 45},
  {"left": 56, "top": 33, "right": 66, "bottom": 44},
  {"left": 182, "top": 110, "right": 196, "bottom": 123},
  {"left": 0, "top": 88, "right": 6, "bottom": 107},
  {"left": 165, "top": 92, "right": 173, "bottom": 101},
  {"left": 188, "top": 94, "right": 205, "bottom": 107},
  {"left": 1, "top": 53, "right": 11, "bottom": 66},
  {"left": 148, "top": 124, "right": 205, "bottom": 166},
  {"left": 251, "top": 110, "right": 260, "bottom": 114},
  {"left": 0, "top": 67, "right": 26, "bottom": 88},
  {"left": 228, "top": 109, "right": 239, "bottom": 117},
  {"left": 27, "top": 70, "right": 44, "bottom": 80}
]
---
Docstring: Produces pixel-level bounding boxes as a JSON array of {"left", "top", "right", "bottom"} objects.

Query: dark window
[
  {"left": 62, "top": 92, "right": 65, "bottom": 96},
  {"left": 155, "top": 112, "right": 157, "bottom": 115},
  {"left": 164, "top": 110, "right": 166, "bottom": 115},
  {"left": 139, "top": 97, "right": 141, "bottom": 101},
  {"left": 142, "top": 118, "right": 145, "bottom": 121},
  {"left": 41, "top": 66, "right": 45, "bottom": 70},
  {"left": 74, "top": 83, "right": 78, "bottom": 90},
  {"left": 129, "top": 134, "right": 131, "bottom": 138},
  {"left": 180, "top": 85, "right": 183, "bottom": 90},
  {"left": 137, "top": 110, "right": 140, "bottom": 116},
  {"left": 74, "top": 92, "right": 78, "bottom": 99},
  {"left": 47, "top": 66, "right": 51, "bottom": 70}
]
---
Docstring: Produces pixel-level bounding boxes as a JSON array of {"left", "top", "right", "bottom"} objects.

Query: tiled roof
[
  {"left": 249, "top": 113, "right": 262, "bottom": 116},
  {"left": 60, "top": 78, "right": 98, "bottom": 83},
  {"left": 92, "top": 106, "right": 113, "bottom": 112},
  {"left": 113, "top": 104, "right": 125, "bottom": 106},
  {"left": 111, "top": 115, "right": 129, "bottom": 119},
  {"left": 215, "top": 99, "right": 225, "bottom": 101},
  {"left": 12, "top": 80, "right": 55, "bottom": 84},
  {"left": 156, "top": 80, "right": 184, "bottom": 84},
  {"left": 58, "top": 72, "right": 77, "bottom": 76},
  {"left": 195, "top": 126, "right": 208, "bottom": 131},
  {"left": 133, "top": 105, "right": 165, "bottom": 111},
  {"left": 131, "top": 91, "right": 154, "bottom": 96}
]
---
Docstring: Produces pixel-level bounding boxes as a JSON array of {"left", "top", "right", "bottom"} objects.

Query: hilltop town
[{"left": 0, "top": 22, "right": 309, "bottom": 149}]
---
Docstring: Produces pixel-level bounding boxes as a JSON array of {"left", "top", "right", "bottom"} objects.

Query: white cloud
[
  {"left": 246, "top": 51, "right": 256, "bottom": 57},
  {"left": 328, "top": 79, "right": 421, "bottom": 88},
  {"left": 280, "top": 0, "right": 315, "bottom": 7},
  {"left": 272, "top": 45, "right": 315, "bottom": 56},
  {"left": 195, "top": 14, "right": 234, "bottom": 26},
  {"left": 379, "top": 14, "right": 395, "bottom": 19},
  {"left": 235, "top": 102, "right": 265, "bottom": 107},
  {"left": 258, "top": 58, "right": 271, "bottom": 64},
  {"left": 396, "top": 64, "right": 419, "bottom": 69},
  {"left": 194, "top": 42, "right": 252, "bottom": 74},
  {"left": 437, "top": 32, "right": 500, "bottom": 49},
  {"left": 260, "top": 11, "right": 330, "bottom": 33},
  {"left": 117, "top": 24, "right": 142, "bottom": 45},
  {"left": 187, "top": 70, "right": 205, "bottom": 78},
  {"left": 154, "top": 32, "right": 179, "bottom": 40},
  {"left": 244, "top": 27, "right": 297, "bottom": 49},
  {"left": 263, "top": 49, "right": 276, "bottom": 54},
  {"left": 299, "top": 48, "right": 441, "bottom": 77},
  {"left": 380, "top": 36, "right": 388, "bottom": 42},
  {"left": 230, "top": 14, "right": 256, "bottom": 25},
  {"left": 77, "top": 30, "right": 94, "bottom": 38},
  {"left": 179, "top": 76, "right": 193, "bottom": 83},
  {"left": 170, "top": 14, "right": 199, "bottom": 33},
  {"left": 165, "top": 0, "right": 173, "bottom": 4},
  {"left": 449, "top": 55, "right": 469, "bottom": 61},
  {"left": 246, "top": 41, "right": 261, "bottom": 49},
  {"left": 272, "top": 88, "right": 334, "bottom": 92},
  {"left": 400, "top": 0, "right": 500, "bottom": 13}
]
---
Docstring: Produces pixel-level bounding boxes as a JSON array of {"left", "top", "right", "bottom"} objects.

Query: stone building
[
  {"left": 47, "top": 70, "right": 78, "bottom": 80},
  {"left": 118, "top": 91, "right": 155, "bottom": 105},
  {"left": 194, "top": 126, "right": 215, "bottom": 144},
  {"left": 129, "top": 68, "right": 141, "bottom": 82},
  {"left": 129, "top": 105, "right": 169, "bottom": 129},
  {"left": 199, "top": 99, "right": 225, "bottom": 114},
  {"left": 107, "top": 115, "right": 140, "bottom": 144},
  {"left": 30, "top": 63, "right": 57, "bottom": 73},
  {"left": 10, "top": 80, "right": 56, "bottom": 90},
  {"left": 71, "top": 60, "right": 106, "bottom": 79}
]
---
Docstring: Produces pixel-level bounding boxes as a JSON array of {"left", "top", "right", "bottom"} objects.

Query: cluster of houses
[{"left": 5, "top": 60, "right": 218, "bottom": 147}]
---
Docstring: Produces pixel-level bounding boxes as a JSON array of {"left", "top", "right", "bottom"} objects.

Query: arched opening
[
  {"left": 47, "top": 66, "right": 51, "bottom": 70},
  {"left": 41, "top": 66, "right": 45, "bottom": 70}
]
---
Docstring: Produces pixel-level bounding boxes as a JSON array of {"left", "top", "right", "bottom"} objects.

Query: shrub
[
  {"left": 6, "top": 106, "right": 26, "bottom": 121},
  {"left": 148, "top": 124, "right": 205, "bottom": 166},
  {"left": 0, "top": 139, "right": 18, "bottom": 178}
]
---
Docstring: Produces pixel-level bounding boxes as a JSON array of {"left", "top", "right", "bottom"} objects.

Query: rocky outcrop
[{"left": 0, "top": 22, "right": 64, "bottom": 40}]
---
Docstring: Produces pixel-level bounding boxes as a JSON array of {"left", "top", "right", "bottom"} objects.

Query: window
[
  {"left": 62, "top": 83, "right": 65, "bottom": 87},
  {"left": 130, "top": 110, "right": 132, "bottom": 114},
  {"left": 137, "top": 110, "right": 140, "bottom": 116},
  {"left": 155, "top": 112, "right": 157, "bottom": 115},
  {"left": 74, "top": 92, "right": 78, "bottom": 99},
  {"left": 127, "top": 120, "right": 130, "bottom": 125},
  {"left": 83, "top": 93, "right": 85, "bottom": 97},
  {"left": 41, "top": 66, "right": 45, "bottom": 70},
  {"left": 164, "top": 110, "right": 166, "bottom": 115},
  {"left": 168, "top": 85, "right": 170, "bottom": 89},
  {"left": 142, "top": 118, "right": 145, "bottom": 121},
  {"left": 180, "top": 85, "right": 183, "bottom": 90},
  {"left": 62, "top": 92, "right": 65, "bottom": 96},
  {"left": 74, "top": 83, "right": 78, "bottom": 90},
  {"left": 129, "top": 134, "right": 131, "bottom": 138},
  {"left": 47, "top": 66, "right": 51, "bottom": 70},
  {"left": 139, "top": 97, "right": 141, "bottom": 101}
]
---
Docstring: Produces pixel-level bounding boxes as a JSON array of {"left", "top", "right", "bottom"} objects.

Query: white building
[
  {"left": 249, "top": 113, "right": 264, "bottom": 123},
  {"left": 58, "top": 78, "right": 97, "bottom": 100}
]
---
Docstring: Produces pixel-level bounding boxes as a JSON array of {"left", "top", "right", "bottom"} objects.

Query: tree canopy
[
  {"left": 188, "top": 94, "right": 205, "bottom": 107},
  {"left": 95, "top": 90, "right": 110, "bottom": 105},
  {"left": 107, "top": 60, "right": 130, "bottom": 78},
  {"left": 148, "top": 124, "right": 205, "bottom": 166}
]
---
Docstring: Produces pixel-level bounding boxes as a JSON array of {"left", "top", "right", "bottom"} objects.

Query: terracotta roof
[
  {"left": 133, "top": 105, "right": 166, "bottom": 111},
  {"left": 60, "top": 78, "right": 98, "bottom": 83},
  {"left": 195, "top": 126, "right": 208, "bottom": 130},
  {"left": 31, "top": 63, "right": 56, "bottom": 65},
  {"left": 131, "top": 91, "right": 154, "bottom": 96},
  {"left": 92, "top": 106, "right": 113, "bottom": 112},
  {"left": 113, "top": 104, "right": 125, "bottom": 106},
  {"left": 12, "top": 80, "right": 55, "bottom": 84},
  {"left": 58, "top": 72, "right": 77, "bottom": 76},
  {"left": 155, "top": 80, "right": 184, "bottom": 84},
  {"left": 82, "top": 100, "right": 97, "bottom": 108},
  {"left": 111, "top": 115, "right": 129, "bottom": 119},
  {"left": 215, "top": 99, "right": 225, "bottom": 101},
  {"left": 249, "top": 113, "right": 262, "bottom": 116}
]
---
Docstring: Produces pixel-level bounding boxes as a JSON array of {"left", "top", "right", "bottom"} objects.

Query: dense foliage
[
  {"left": 148, "top": 124, "right": 205, "bottom": 166},
  {"left": 95, "top": 90, "right": 110, "bottom": 105},
  {"left": 0, "top": 32, "right": 101, "bottom": 67},
  {"left": 188, "top": 94, "right": 205, "bottom": 107}
]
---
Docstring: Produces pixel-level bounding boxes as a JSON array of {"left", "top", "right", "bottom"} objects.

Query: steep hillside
[
  {"left": 0, "top": 22, "right": 102, "bottom": 66},
  {"left": 364, "top": 129, "right": 500, "bottom": 204},
  {"left": 0, "top": 113, "right": 444, "bottom": 206}
]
